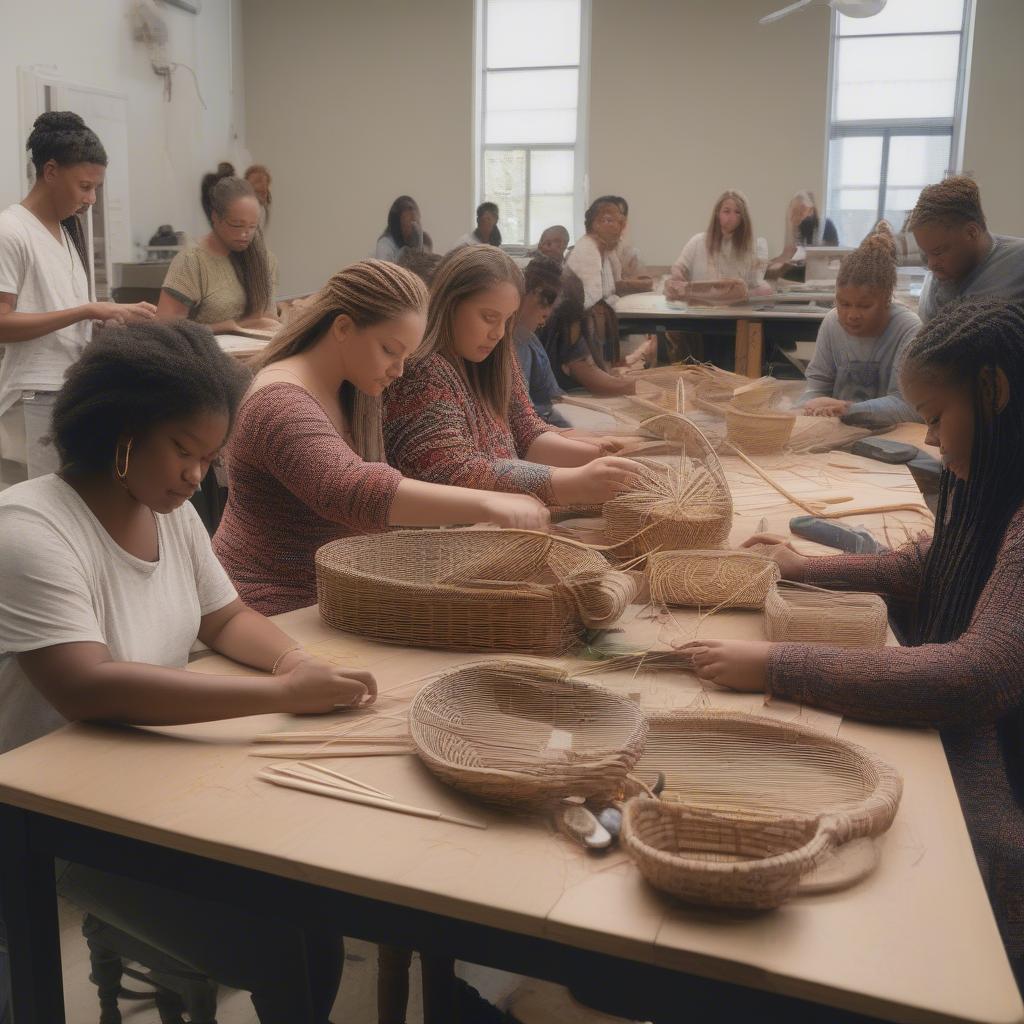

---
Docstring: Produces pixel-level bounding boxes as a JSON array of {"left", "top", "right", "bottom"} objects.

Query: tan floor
[{"left": 57, "top": 897, "right": 640, "bottom": 1023}]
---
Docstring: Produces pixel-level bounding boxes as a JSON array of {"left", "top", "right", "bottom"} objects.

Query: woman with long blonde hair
[
  {"left": 665, "top": 189, "right": 771, "bottom": 303},
  {"left": 382, "top": 245, "right": 640, "bottom": 507},
  {"left": 212, "top": 259, "right": 548, "bottom": 616}
]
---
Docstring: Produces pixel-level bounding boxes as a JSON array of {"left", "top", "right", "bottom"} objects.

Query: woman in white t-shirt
[
  {"left": 0, "top": 320, "right": 372, "bottom": 1022},
  {"left": 0, "top": 112, "right": 156, "bottom": 483},
  {"left": 666, "top": 189, "right": 772, "bottom": 303}
]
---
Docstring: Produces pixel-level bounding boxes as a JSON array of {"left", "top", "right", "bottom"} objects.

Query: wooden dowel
[
  {"left": 264, "top": 763, "right": 394, "bottom": 801},
  {"left": 294, "top": 761, "right": 394, "bottom": 799},
  {"left": 258, "top": 771, "right": 487, "bottom": 830}
]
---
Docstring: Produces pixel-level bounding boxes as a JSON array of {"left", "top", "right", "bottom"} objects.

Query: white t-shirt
[
  {"left": 670, "top": 231, "right": 767, "bottom": 288},
  {"left": 566, "top": 234, "right": 619, "bottom": 310},
  {"left": 0, "top": 204, "right": 92, "bottom": 416},
  {"left": 0, "top": 475, "right": 237, "bottom": 753}
]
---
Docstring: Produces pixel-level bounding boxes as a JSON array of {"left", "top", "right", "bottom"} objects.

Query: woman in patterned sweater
[
  {"left": 382, "top": 244, "right": 641, "bottom": 507},
  {"left": 689, "top": 298, "right": 1024, "bottom": 989},
  {"left": 212, "top": 260, "right": 548, "bottom": 616}
]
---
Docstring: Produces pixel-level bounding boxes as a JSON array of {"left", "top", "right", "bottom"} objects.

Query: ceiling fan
[{"left": 760, "top": 0, "right": 887, "bottom": 25}]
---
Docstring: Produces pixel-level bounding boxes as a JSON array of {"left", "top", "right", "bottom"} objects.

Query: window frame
[
  {"left": 823, "top": 2, "right": 974, "bottom": 231},
  {"left": 475, "top": 0, "right": 591, "bottom": 248}
]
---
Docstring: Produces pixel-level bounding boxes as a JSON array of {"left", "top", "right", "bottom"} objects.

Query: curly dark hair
[
  {"left": 906, "top": 175, "right": 987, "bottom": 232},
  {"left": 522, "top": 255, "right": 564, "bottom": 307},
  {"left": 51, "top": 320, "right": 251, "bottom": 474}
]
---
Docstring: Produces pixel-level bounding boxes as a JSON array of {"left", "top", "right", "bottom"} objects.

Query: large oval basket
[
  {"left": 410, "top": 660, "right": 649, "bottom": 809},
  {"left": 621, "top": 709, "right": 902, "bottom": 909},
  {"left": 316, "top": 530, "right": 639, "bottom": 655}
]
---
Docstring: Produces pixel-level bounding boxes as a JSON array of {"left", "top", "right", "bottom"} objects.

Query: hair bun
[
  {"left": 216, "top": 161, "right": 236, "bottom": 178},
  {"left": 32, "top": 111, "right": 86, "bottom": 133}
]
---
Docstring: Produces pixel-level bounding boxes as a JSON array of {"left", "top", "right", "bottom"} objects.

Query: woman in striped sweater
[
  {"left": 382, "top": 244, "right": 640, "bottom": 507},
  {"left": 690, "top": 298, "right": 1024, "bottom": 990}
]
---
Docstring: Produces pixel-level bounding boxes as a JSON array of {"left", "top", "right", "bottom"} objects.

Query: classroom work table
[{"left": 0, "top": 442, "right": 1018, "bottom": 1024}]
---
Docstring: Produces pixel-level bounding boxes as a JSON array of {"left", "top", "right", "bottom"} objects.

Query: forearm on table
[
  {"left": 200, "top": 604, "right": 302, "bottom": 673},
  {"left": 525, "top": 430, "right": 601, "bottom": 467}
]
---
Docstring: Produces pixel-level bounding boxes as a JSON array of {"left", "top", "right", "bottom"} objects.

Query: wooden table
[
  {"left": 0, "top": 449, "right": 1019, "bottom": 1024},
  {"left": 615, "top": 292, "right": 831, "bottom": 378}
]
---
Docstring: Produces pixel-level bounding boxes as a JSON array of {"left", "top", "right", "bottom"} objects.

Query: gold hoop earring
[{"left": 114, "top": 437, "right": 133, "bottom": 482}]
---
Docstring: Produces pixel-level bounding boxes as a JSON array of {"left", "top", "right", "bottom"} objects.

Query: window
[
  {"left": 478, "top": 0, "right": 588, "bottom": 247},
  {"left": 825, "top": 0, "right": 972, "bottom": 246}
]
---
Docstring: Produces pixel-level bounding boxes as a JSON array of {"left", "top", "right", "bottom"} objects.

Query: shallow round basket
[
  {"left": 315, "top": 530, "right": 637, "bottom": 655},
  {"left": 725, "top": 403, "right": 796, "bottom": 454},
  {"left": 620, "top": 709, "right": 903, "bottom": 909},
  {"left": 764, "top": 584, "right": 889, "bottom": 647},
  {"left": 647, "top": 549, "right": 780, "bottom": 609},
  {"left": 410, "top": 660, "right": 649, "bottom": 809},
  {"left": 692, "top": 380, "right": 734, "bottom": 416}
]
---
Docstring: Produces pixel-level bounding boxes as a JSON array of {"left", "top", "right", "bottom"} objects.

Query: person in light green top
[{"left": 158, "top": 167, "right": 279, "bottom": 334}]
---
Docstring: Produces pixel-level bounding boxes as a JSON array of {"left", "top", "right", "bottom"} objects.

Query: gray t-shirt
[
  {"left": 919, "top": 234, "right": 1024, "bottom": 323},
  {"left": 798, "top": 303, "right": 921, "bottom": 425},
  {"left": 0, "top": 475, "right": 237, "bottom": 753}
]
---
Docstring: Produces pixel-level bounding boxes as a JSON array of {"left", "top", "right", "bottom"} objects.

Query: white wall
[
  {"left": 0, "top": 0, "right": 248, "bottom": 254},
  {"left": 243, "top": 0, "right": 1021, "bottom": 290},
  {"left": 963, "top": 0, "right": 1024, "bottom": 238},
  {"left": 243, "top": 0, "right": 476, "bottom": 297}
]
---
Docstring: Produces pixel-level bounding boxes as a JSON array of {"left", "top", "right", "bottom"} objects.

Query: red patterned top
[
  {"left": 768, "top": 508, "right": 1024, "bottom": 973},
  {"left": 213, "top": 382, "right": 402, "bottom": 616},
  {"left": 382, "top": 352, "right": 556, "bottom": 503}
]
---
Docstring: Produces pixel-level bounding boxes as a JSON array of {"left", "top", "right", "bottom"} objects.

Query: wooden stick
[
  {"left": 293, "top": 761, "right": 394, "bottom": 800},
  {"left": 253, "top": 732, "right": 410, "bottom": 745},
  {"left": 258, "top": 771, "right": 487, "bottom": 830},
  {"left": 724, "top": 442, "right": 933, "bottom": 520},
  {"left": 265, "top": 763, "right": 395, "bottom": 801},
  {"left": 250, "top": 748, "right": 413, "bottom": 759}
]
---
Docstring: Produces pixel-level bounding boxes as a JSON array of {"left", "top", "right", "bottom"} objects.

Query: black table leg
[{"left": 0, "top": 806, "right": 65, "bottom": 1024}]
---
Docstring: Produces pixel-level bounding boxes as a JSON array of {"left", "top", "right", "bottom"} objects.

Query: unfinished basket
[
  {"left": 410, "top": 660, "right": 649, "bottom": 808},
  {"left": 647, "top": 549, "right": 780, "bottom": 609},
  {"left": 315, "top": 530, "right": 639, "bottom": 655},
  {"left": 621, "top": 709, "right": 903, "bottom": 909},
  {"left": 764, "top": 583, "right": 888, "bottom": 647},
  {"left": 602, "top": 426, "right": 733, "bottom": 557},
  {"left": 725, "top": 404, "right": 796, "bottom": 454}
]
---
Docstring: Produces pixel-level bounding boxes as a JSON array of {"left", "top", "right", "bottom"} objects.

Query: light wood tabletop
[{"left": 0, "top": 442, "right": 1016, "bottom": 1023}]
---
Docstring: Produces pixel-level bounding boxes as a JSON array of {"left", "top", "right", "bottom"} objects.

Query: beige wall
[
  {"left": 963, "top": 0, "right": 1024, "bottom": 238},
  {"left": 243, "top": 0, "right": 1022, "bottom": 291},
  {"left": 243, "top": 0, "right": 476, "bottom": 296},
  {"left": 588, "top": 0, "right": 832, "bottom": 266}
]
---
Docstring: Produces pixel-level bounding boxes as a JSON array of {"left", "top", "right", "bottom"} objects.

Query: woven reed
[
  {"left": 621, "top": 709, "right": 903, "bottom": 909},
  {"left": 722, "top": 379, "right": 798, "bottom": 454},
  {"left": 764, "top": 583, "right": 888, "bottom": 647},
  {"left": 603, "top": 429, "right": 733, "bottom": 557},
  {"left": 409, "top": 660, "right": 649, "bottom": 809},
  {"left": 647, "top": 549, "right": 780, "bottom": 609},
  {"left": 315, "top": 530, "right": 639, "bottom": 655}
]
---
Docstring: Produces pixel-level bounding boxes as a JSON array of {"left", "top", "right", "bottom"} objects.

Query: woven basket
[
  {"left": 603, "top": 427, "right": 733, "bottom": 557},
  {"left": 647, "top": 549, "right": 780, "bottom": 609},
  {"left": 692, "top": 380, "right": 734, "bottom": 416},
  {"left": 410, "top": 660, "right": 649, "bottom": 809},
  {"left": 725, "top": 404, "right": 796, "bottom": 454},
  {"left": 764, "top": 584, "right": 888, "bottom": 647},
  {"left": 621, "top": 709, "right": 903, "bottom": 909},
  {"left": 315, "top": 530, "right": 639, "bottom": 655}
]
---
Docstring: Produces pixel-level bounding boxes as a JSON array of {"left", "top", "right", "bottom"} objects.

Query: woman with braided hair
[
  {"left": 797, "top": 226, "right": 921, "bottom": 424},
  {"left": 686, "top": 297, "right": 1024, "bottom": 988},
  {"left": 212, "top": 259, "right": 549, "bottom": 616},
  {"left": 157, "top": 167, "right": 280, "bottom": 334},
  {"left": 910, "top": 175, "right": 1024, "bottom": 324}
]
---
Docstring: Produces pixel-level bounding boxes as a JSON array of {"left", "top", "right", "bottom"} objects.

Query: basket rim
[{"left": 409, "top": 660, "right": 649, "bottom": 789}]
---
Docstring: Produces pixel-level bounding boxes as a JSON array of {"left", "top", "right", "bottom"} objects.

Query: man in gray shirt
[{"left": 909, "top": 176, "right": 1024, "bottom": 323}]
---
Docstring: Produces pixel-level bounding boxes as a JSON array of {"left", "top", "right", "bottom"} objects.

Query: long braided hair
[
  {"left": 254, "top": 259, "right": 427, "bottom": 461},
  {"left": 26, "top": 111, "right": 107, "bottom": 275},
  {"left": 901, "top": 298, "right": 1024, "bottom": 646},
  {"left": 906, "top": 175, "right": 987, "bottom": 232},
  {"left": 201, "top": 168, "right": 274, "bottom": 319}
]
